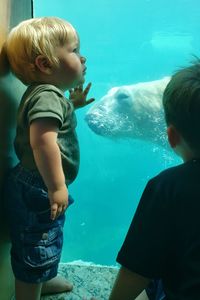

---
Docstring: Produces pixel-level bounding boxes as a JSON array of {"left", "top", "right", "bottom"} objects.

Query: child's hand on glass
[
  {"left": 48, "top": 185, "right": 69, "bottom": 220},
  {"left": 69, "top": 82, "right": 95, "bottom": 109}
]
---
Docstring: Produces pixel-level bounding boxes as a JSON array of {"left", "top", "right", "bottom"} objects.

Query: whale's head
[{"left": 85, "top": 77, "right": 170, "bottom": 146}]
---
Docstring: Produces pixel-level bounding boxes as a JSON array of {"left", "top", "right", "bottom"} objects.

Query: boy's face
[{"left": 51, "top": 33, "right": 86, "bottom": 91}]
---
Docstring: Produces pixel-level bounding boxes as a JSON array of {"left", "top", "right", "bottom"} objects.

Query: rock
[{"left": 41, "top": 262, "right": 118, "bottom": 300}]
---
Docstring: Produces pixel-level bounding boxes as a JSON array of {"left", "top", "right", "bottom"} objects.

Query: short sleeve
[
  {"left": 27, "top": 90, "right": 64, "bottom": 126},
  {"left": 117, "top": 178, "right": 174, "bottom": 278}
]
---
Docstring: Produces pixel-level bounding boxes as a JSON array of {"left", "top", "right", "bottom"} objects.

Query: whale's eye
[
  {"left": 115, "top": 90, "right": 130, "bottom": 101},
  {"left": 114, "top": 89, "right": 132, "bottom": 110}
]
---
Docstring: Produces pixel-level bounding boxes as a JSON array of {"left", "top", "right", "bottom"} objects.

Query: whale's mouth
[
  {"left": 85, "top": 109, "right": 136, "bottom": 138},
  {"left": 85, "top": 113, "right": 115, "bottom": 136}
]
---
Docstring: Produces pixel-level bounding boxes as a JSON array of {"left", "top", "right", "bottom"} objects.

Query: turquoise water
[{"left": 34, "top": 0, "right": 200, "bottom": 265}]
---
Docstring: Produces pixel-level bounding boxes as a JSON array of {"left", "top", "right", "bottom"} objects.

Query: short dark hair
[{"left": 163, "top": 62, "right": 200, "bottom": 152}]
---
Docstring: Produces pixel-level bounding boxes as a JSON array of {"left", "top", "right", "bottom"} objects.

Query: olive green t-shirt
[{"left": 14, "top": 84, "right": 80, "bottom": 185}]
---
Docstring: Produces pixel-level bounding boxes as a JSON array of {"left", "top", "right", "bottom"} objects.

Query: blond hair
[{"left": 5, "top": 17, "right": 77, "bottom": 84}]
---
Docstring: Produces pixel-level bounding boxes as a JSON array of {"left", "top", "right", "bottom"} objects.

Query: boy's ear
[
  {"left": 35, "top": 55, "right": 52, "bottom": 75},
  {"left": 167, "top": 125, "right": 181, "bottom": 148}
]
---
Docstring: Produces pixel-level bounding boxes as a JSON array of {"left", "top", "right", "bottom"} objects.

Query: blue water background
[{"left": 34, "top": 0, "right": 200, "bottom": 265}]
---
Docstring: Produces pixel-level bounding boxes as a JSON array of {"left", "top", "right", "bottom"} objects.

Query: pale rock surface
[{"left": 41, "top": 262, "right": 118, "bottom": 300}]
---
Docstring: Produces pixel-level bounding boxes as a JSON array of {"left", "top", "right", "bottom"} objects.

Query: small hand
[
  {"left": 69, "top": 82, "right": 95, "bottom": 109},
  {"left": 48, "top": 186, "right": 68, "bottom": 220}
]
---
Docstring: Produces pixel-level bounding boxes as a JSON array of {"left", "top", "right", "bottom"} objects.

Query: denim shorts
[{"left": 4, "top": 163, "right": 74, "bottom": 283}]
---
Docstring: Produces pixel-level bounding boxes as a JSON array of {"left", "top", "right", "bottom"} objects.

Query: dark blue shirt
[{"left": 117, "top": 159, "right": 200, "bottom": 300}]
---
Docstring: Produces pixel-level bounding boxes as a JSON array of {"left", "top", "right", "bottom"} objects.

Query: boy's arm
[
  {"left": 30, "top": 117, "right": 68, "bottom": 220},
  {"left": 109, "top": 266, "right": 150, "bottom": 300}
]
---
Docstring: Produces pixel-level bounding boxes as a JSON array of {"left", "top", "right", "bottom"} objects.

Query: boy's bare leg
[
  {"left": 15, "top": 279, "right": 42, "bottom": 300},
  {"left": 41, "top": 275, "right": 73, "bottom": 295}
]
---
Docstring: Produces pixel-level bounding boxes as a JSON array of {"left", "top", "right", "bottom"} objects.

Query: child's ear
[
  {"left": 35, "top": 55, "right": 52, "bottom": 75},
  {"left": 167, "top": 125, "right": 181, "bottom": 148}
]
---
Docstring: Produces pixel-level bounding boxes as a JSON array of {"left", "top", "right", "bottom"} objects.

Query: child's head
[
  {"left": 163, "top": 62, "right": 200, "bottom": 157},
  {"left": 5, "top": 17, "right": 86, "bottom": 88}
]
